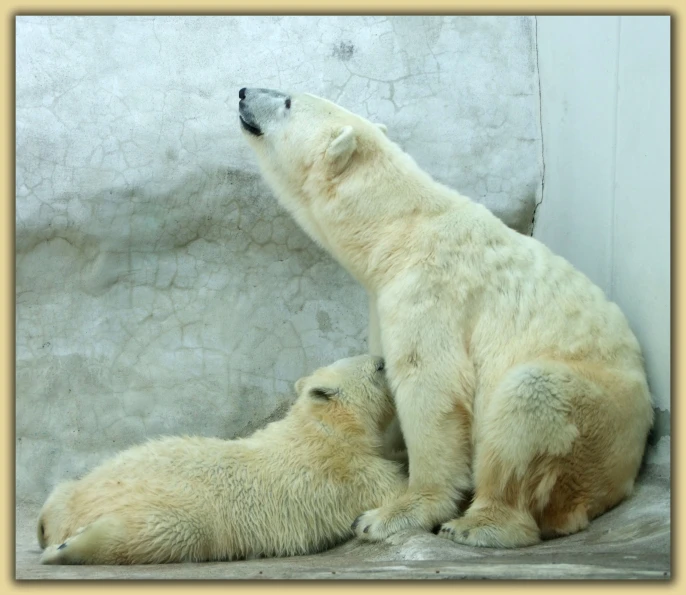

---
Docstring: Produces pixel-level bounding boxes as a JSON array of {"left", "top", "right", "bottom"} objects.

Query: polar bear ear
[
  {"left": 294, "top": 377, "right": 338, "bottom": 400},
  {"left": 308, "top": 386, "right": 339, "bottom": 401},
  {"left": 325, "top": 126, "right": 357, "bottom": 175},
  {"left": 294, "top": 377, "right": 308, "bottom": 396},
  {"left": 375, "top": 123, "right": 388, "bottom": 135}
]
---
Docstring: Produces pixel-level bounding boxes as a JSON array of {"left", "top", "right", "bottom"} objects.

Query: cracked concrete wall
[
  {"left": 15, "top": 15, "right": 542, "bottom": 505},
  {"left": 534, "top": 16, "right": 670, "bottom": 446}
]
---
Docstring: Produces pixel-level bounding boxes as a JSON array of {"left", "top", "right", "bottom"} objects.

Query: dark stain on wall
[{"left": 332, "top": 41, "right": 355, "bottom": 61}]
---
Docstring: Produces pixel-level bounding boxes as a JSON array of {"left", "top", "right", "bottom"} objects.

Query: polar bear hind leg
[
  {"left": 41, "top": 515, "right": 128, "bottom": 565},
  {"left": 439, "top": 360, "right": 651, "bottom": 548}
]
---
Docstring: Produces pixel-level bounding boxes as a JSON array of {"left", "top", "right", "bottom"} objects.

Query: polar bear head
[
  {"left": 293, "top": 355, "right": 394, "bottom": 438},
  {"left": 238, "top": 87, "right": 390, "bottom": 188}
]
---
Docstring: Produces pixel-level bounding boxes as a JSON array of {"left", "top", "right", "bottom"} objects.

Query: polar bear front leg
[
  {"left": 353, "top": 352, "right": 475, "bottom": 540},
  {"left": 369, "top": 291, "right": 408, "bottom": 462}
]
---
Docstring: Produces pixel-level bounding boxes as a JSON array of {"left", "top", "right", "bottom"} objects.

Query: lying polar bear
[
  {"left": 37, "top": 355, "right": 406, "bottom": 564},
  {"left": 238, "top": 87, "right": 654, "bottom": 548}
]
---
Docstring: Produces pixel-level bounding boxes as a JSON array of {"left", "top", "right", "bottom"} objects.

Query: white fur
[
  {"left": 239, "top": 89, "right": 654, "bottom": 547},
  {"left": 37, "top": 355, "right": 407, "bottom": 564}
]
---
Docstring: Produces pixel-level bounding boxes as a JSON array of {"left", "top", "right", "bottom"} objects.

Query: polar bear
[
  {"left": 238, "top": 87, "right": 654, "bottom": 548},
  {"left": 37, "top": 355, "right": 406, "bottom": 564}
]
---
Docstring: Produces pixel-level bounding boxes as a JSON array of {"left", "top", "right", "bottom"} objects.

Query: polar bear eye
[{"left": 285, "top": 97, "right": 291, "bottom": 109}]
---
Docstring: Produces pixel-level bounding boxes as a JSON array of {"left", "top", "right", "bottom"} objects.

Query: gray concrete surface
[{"left": 15, "top": 439, "right": 670, "bottom": 580}]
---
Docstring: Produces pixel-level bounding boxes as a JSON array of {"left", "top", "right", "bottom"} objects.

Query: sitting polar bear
[
  {"left": 238, "top": 87, "right": 654, "bottom": 548},
  {"left": 37, "top": 355, "right": 406, "bottom": 564}
]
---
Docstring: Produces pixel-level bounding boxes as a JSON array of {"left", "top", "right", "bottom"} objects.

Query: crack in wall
[
  {"left": 530, "top": 15, "right": 546, "bottom": 236},
  {"left": 608, "top": 17, "right": 623, "bottom": 301}
]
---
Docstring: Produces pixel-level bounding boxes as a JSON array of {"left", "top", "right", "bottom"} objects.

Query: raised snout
[{"left": 238, "top": 87, "right": 291, "bottom": 137}]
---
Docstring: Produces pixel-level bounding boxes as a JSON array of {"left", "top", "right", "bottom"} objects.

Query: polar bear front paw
[
  {"left": 351, "top": 508, "right": 390, "bottom": 541},
  {"left": 350, "top": 508, "right": 386, "bottom": 541},
  {"left": 351, "top": 506, "right": 422, "bottom": 542}
]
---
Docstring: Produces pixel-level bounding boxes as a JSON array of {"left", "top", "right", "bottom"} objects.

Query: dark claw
[
  {"left": 363, "top": 525, "right": 370, "bottom": 534},
  {"left": 351, "top": 516, "right": 361, "bottom": 531},
  {"left": 57, "top": 542, "right": 67, "bottom": 550},
  {"left": 461, "top": 530, "right": 470, "bottom": 539}
]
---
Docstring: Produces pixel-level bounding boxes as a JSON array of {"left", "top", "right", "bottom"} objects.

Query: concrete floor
[{"left": 15, "top": 439, "right": 670, "bottom": 581}]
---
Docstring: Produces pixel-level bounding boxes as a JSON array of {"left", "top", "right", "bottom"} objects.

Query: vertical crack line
[
  {"left": 608, "top": 17, "right": 623, "bottom": 301},
  {"left": 531, "top": 16, "right": 546, "bottom": 236}
]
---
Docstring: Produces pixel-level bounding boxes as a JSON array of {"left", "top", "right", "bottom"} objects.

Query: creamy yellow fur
[
  {"left": 37, "top": 355, "right": 406, "bottom": 564},
  {"left": 239, "top": 88, "right": 654, "bottom": 548}
]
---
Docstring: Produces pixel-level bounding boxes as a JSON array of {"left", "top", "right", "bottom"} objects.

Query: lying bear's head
[
  {"left": 293, "top": 355, "right": 394, "bottom": 438},
  {"left": 238, "top": 87, "right": 388, "bottom": 183}
]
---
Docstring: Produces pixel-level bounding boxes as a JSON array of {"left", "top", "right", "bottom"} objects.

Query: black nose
[{"left": 239, "top": 87, "right": 246, "bottom": 100}]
